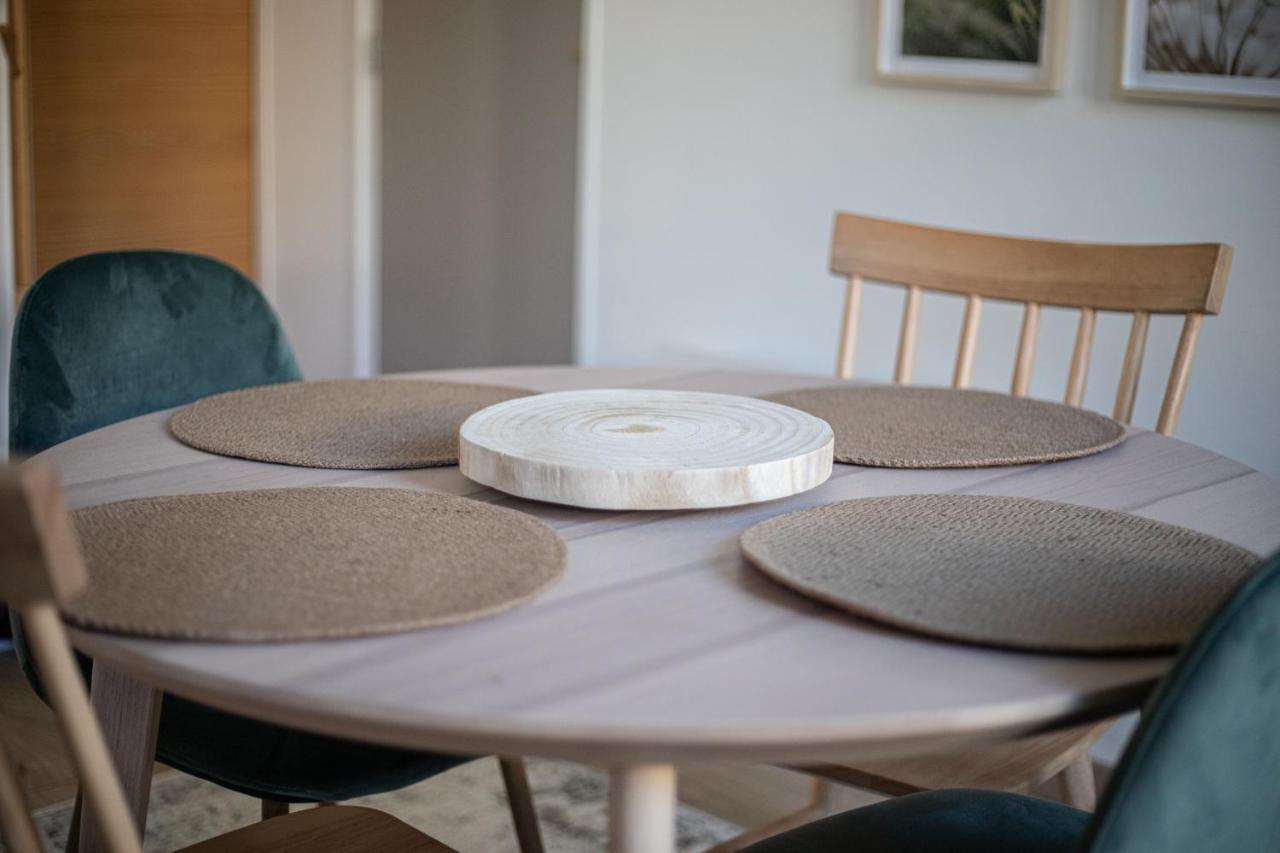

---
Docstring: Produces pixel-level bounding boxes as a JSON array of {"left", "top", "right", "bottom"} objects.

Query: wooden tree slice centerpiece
[{"left": 460, "top": 389, "right": 834, "bottom": 510}]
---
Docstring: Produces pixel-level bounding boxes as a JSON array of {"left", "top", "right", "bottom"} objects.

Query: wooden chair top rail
[{"left": 830, "top": 212, "right": 1232, "bottom": 315}]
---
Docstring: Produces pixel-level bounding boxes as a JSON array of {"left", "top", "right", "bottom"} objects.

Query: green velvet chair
[
  {"left": 9, "top": 251, "right": 301, "bottom": 457},
  {"left": 5, "top": 252, "right": 513, "bottom": 819},
  {"left": 745, "top": 550, "right": 1280, "bottom": 852}
]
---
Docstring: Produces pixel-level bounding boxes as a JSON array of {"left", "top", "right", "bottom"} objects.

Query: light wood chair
[
  {"left": 715, "top": 213, "right": 1232, "bottom": 851},
  {"left": 0, "top": 462, "right": 456, "bottom": 853},
  {"left": 829, "top": 212, "right": 1230, "bottom": 431}
]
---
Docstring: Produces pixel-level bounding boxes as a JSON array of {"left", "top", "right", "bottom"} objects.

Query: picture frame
[
  {"left": 1117, "top": 0, "right": 1280, "bottom": 110},
  {"left": 874, "top": 0, "right": 1067, "bottom": 93}
]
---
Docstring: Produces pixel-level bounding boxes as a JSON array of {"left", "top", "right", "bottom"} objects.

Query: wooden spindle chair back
[
  {"left": 829, "top": 212, "right": 1232, "bottom": 435},
  {"left": 0, "top": 463, "right": 142, "bottom": 853}
]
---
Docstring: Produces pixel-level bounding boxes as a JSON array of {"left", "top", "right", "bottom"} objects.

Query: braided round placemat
[
  {"left": 169, "top": 379, "right": 534, "bottom": 469},
  {"left": 741, "top": 495, "right": 1259, "bottom": 653},
  {"left": 64, "top": 488, "right": 566, "bottom": 641},
  {"left": 760, "top": 385, "right": 1125, "bottom": 468}
]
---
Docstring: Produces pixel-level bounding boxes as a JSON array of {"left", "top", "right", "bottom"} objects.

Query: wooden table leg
[
  {"left": 79, "top": 665, "right": 161, "bottom": 853},
  {"left": 499, "top": 756, "right": 545, "bottom": 853},
  {"left": 609, "top": 763, "right": 676, "bottom": 853}
]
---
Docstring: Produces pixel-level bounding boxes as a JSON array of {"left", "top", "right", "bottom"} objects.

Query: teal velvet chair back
[
  {"left": 10, "top": 251, "right": 301, "bottom": 456},
  {"left": 1084, "top": 551, "right": 1280, "bottom": 852}
]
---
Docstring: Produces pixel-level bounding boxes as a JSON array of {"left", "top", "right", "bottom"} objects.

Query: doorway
[{"left": 379, "top": 0, "right": 581, "bottom": 372}]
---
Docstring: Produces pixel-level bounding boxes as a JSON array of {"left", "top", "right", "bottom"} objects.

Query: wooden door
[{"left": 16, "top": 0, "right": 253, "bottom": 298}]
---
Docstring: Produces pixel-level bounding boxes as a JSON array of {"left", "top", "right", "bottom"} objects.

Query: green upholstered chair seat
[
  {"left": 746, "top": 552, "right": 1280, "bottom": 853},
  {"left": 9, "top": 251, "right": 470, "bottom": 803},
  {"left": 153, "top": 695, "right": 467, "bottom": 803},
  {"left": 743, "top": 789, "right": 1087, "bottom": 853}
]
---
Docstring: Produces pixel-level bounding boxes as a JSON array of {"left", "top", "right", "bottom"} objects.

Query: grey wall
[
  {"left": 586, "top": 0, "right": 1280, "bottom": 480},
  {"left": 381, "top": 0, "right": 580, "bottom": 372}
]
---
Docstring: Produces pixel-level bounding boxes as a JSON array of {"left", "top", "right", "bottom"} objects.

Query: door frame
[
  {"left": 254, "top": 0, "right": 381, "bottom": 378},
  {"left": 1, "top": 0, "right": 25, "bottom": 459}
]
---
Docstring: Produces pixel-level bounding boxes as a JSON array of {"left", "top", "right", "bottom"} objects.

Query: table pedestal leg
[
  {"left": 609, "top": 763, "right": 676, "bottom": 853},
  {"left": 80, "top": 665, "right": 161, "bottom": 853}
]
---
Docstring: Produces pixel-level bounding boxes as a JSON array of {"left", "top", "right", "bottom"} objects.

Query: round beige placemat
[
  {"left": 169, "top": 379, "right": 534, "bottom": 469},
  {"left": 761, "top": 385, "right": 1125, "bottom": 468},
  {"left": 64, "top": 488, "right": 566, "bottom": 641},
  {"left": 741, "top": 495, "right": 1260, "bottom": 653}
]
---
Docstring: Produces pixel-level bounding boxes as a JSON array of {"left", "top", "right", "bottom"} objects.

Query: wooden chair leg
[
  {"left": 705, "top": 778, "right": 833, "bottom": 853},
  {"left": 260, "top": 799, "right": 289, "bottom": 821},
  {"left": 499, "top": 757, "right": 544, "bottom": 853},
  {"left": 1055, "top": 755, "right": 1097, "bottom": 811}
]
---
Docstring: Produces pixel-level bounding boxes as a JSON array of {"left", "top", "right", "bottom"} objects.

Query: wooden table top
[{"left": 43, "top": 366, "right": 1280, "bottom": 765}]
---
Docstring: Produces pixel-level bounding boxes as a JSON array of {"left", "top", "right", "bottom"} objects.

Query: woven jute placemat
[
  {"left": 760, "top": 385, "right": 1125, "bottom": 468},
  {"left": 741, "top": 495, "right": 1259, "bottom": 653},
  {"left": 169, "top": 379, "right": 534, "bottom": 469},
  {"left": 64, "top": 488, "right": 566, "bottom": 641}
]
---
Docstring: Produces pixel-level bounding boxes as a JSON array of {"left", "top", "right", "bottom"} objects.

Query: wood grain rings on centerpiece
[{"left": 459, "top": 389, "right": 834, "bottom": 510}]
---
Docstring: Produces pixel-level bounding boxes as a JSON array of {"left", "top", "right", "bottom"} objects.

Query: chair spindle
[
  {"left": 1114, "top": 310, "right": 1150, "bottom": 423},
  {"left": 1064, "top": 308, "right": 1096, "bottom": 407},
  {"left": 895, "top": 286, "right": 922, "bottom": 385},
  {"left": 951, "top": 295, "right": 982, "bottom": 388},
  {"left": 1010, "top": 302, "right": 1040, "bottom": 397},
  {"left": 835, "top": 275, "right": 862, "bottom": 380},
  {"left": 1156, "top": 312, "right": 1203, "bottom": 436}
]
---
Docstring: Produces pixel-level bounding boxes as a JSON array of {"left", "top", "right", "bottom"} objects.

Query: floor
[{"left": 2, "top": 651, "right": 1107, "bottom": 849}]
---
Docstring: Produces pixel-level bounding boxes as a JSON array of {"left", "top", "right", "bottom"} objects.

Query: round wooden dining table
[{"left": 41, "top": 366, "right": 1280, "bottom": 853}]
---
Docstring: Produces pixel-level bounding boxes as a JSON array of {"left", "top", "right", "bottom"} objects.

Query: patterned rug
[{"left": 31, "top": 757, "right": 742, "bottom": 852}]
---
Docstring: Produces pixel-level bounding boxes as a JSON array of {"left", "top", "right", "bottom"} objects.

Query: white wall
[
  {"left": 585, "top": 0, "right": 1280, "bottom": 479},
  {"left": 380, "top": 0, "right": 579, "bottom": 373},
  {"left": 259, "top": 0, "right": 379, "bottom": 379}
]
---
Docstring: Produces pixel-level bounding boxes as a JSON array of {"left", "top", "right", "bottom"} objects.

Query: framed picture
[
  {"left": 1118, "top": 0, "right": 1280, "bottom": 109},
  {"left": 874, "top": 0, "right": 1067, "bottom": 93}
]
